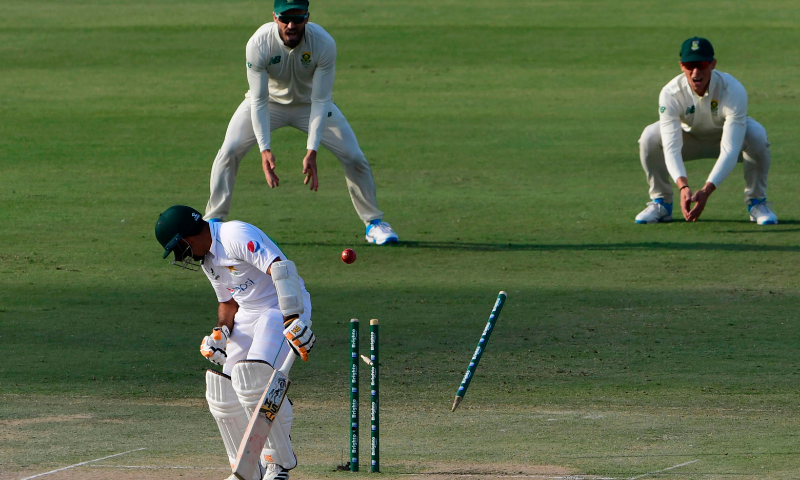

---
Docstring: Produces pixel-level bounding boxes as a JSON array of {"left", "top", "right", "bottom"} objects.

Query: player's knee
[
  {"left": 639, "top": 124, "right": 661, "bottom": 154},
  {"left": 745, "top": 122, "right": 769, "bottom": 153},
  {"left": 338, "top": 150, "right": 369, "bottom": 168}
]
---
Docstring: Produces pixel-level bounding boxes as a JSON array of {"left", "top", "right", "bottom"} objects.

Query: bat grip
[{"left": 279, "top": 351, "right": 296, "bottom": 375}]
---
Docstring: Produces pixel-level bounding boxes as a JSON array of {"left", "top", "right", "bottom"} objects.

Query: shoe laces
[
  {"left": 368, "top": 221, "right": 394, "bottom": 234},
  {"left": 645, "top": 201, "right": 668, "bottom": 215},
  {"left": 750, "top": 201, "right": 775, "bottom": 217}
]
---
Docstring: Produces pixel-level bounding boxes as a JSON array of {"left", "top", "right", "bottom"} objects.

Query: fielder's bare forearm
[{"left": 217, "top": 298, "right": 239, "bottom": 331}]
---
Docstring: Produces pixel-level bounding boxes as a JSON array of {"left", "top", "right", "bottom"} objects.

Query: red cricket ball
[{"left": 341, "top": 248, "right": 356, "bottom": 264}]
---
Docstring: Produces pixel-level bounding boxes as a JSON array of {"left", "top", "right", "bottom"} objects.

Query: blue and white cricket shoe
[
  {"left": 748, "top": 199, "right": 778, "bottom": 225},
  {"left": 635, "top": 199, "right": 673, "bottom": 224},
  {"left": 365, "top": 220, "right": 399, "bottom": 245}
]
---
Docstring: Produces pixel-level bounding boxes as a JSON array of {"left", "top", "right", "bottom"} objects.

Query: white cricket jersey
[
  {"left": 201, "top": 221, "right": 306, "bottom": 310},
  {"left": 658, "top": 70, "right": 748, "bottom": 187},
  {"left": 245, "top": 22, "right": 336, "bottom": 152}
]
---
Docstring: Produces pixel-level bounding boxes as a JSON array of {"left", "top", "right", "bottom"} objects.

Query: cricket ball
[{"left": 341, "top": 248, "right": 356, "bottom": 264}]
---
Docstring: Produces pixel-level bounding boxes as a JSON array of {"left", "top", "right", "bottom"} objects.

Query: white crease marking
[
  {"left": 628, "top": 459, "right": 699, "bottom": 480},
  {"left": 18, "top": 448, "right": 146, "bottom": 480}
]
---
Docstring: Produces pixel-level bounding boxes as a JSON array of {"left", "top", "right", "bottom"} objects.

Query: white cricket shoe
[
  {"left": 365, "top": 220, "right": 399, "bottom": 245},
  {"left": 635, "top": 200, "right": 673, "bottom": 224},
  {"left": 748, "top": 199, "right": 778, "bottom": 225},
  {"left": 262, "top": 464, "right": 289, "bottom": 480}
]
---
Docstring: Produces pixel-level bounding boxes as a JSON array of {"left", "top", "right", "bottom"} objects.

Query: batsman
[{"left": 155, "top": 205, "right": 316, "bottom": 480}]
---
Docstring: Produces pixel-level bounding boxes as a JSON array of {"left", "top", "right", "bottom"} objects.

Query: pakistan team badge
[
  {"left": 691, "top": 40, "right": 700, "bottom": 51},
  {"left": 301, "top": 52, "right": 312, "bottom": 65}
]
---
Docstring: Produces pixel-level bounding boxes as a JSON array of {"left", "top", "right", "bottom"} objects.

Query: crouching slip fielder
[
  {"left": 636, "top": 37, "right": 778, "bottom": 225},
  {"left": 155, "top": 205, "right": 315, "bottom": 480},
  {"left": 204, "top": 0, "right": 399, "bottom": 245}
]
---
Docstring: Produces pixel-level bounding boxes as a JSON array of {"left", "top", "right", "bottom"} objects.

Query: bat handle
[{"left": 279, "top": 350, "right": 297, "bottom": 375}]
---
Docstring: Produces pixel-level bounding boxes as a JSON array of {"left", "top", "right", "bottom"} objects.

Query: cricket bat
[{"left": 232, "top": 351, "right": 296, "bottom": 480}]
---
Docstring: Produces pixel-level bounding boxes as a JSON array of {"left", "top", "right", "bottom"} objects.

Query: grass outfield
[{"left": 1, "top": 0, "right": 800, "bottom": 478}]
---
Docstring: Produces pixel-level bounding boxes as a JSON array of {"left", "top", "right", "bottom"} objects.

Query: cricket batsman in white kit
[
  {"left": 156, "top": 205, "right": 316, "bottom": 480},
  {"left": 636, "top": 37, "right": 778, "bottom": 225},
  {"left": 205, "top": 0, "right": 399, "bottom": 245}
]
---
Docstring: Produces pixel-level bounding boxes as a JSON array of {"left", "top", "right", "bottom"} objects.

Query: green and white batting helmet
[{"left": 155, "top": 205, "right": 206, "bottom": 260}]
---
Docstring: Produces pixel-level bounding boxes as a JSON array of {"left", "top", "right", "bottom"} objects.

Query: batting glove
[
  {"left": 283, "top": 317, "right": 315, "bottom": 361},
  {"left": 200, "top": 326, "right": 230, "bottom": 366}
]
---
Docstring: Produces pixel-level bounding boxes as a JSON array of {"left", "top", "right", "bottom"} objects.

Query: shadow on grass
[{"left": 285, "top": 241, "right": 800, "bottom": 252}]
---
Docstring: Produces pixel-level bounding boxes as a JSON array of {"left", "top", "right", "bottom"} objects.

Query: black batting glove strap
[
  {"left": 283, "top": 315, "right": 300, "bottom": 328},
  {"left": 296, "top": 334, "right": 316, "bottom": 350}
]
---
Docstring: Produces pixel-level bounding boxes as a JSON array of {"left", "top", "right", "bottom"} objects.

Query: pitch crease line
[
  {"left": 18, "top": 448, "right": 146, "bottom": 480},
  {"left": 628, "top": 459, "right": 699, "bottom": 480}
]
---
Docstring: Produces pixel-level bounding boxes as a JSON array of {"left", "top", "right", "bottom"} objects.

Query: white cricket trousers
[
  {"left": 222, "top": 291, "right": 312, "bottom": 375},
  {"left": 638, "top": 117, "right": 771, "bottom": 204},
  {"left": 205, "top": 99, "right": 383, "bottom": 224}
]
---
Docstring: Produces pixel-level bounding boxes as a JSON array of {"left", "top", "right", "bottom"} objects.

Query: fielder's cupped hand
[
  {"left": 302, "top": 150, "right": 318, "bottom": 191},
  {"left": 687, "top": 189, "right": 711, "bottom": 222},
  {"left": 262, "top": 150, "right": 280, "bottom": 188},
  {"left": 283, "top": 316, "right": 315, "bottom": 361},
  {"left": 200, "top": 326, "right": 230, "bottom": 365},
  {"left": 680, "top": 186, "right": 694, "bottom": 221}
]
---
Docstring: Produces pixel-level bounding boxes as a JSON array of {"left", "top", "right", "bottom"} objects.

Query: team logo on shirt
[
  {"left": 711, "top": 100, "right": 719, "bottom": 113},
  {"left": 226, "top": 266, "right": 244, "bottom": 276},
  {"left": 691, "top": 40, "right": 700, "bottom": 51},
  {"left": 301, "top": 52, "right": 312, "bottom": 64},
  {"left": 269, "top": 55, "right": 281, "bottom": 65},
  {"left": 247, "top": 61, "right": 253, "bottom": 68},
  {"left": 685, "top": 105, "right": 695, "bottom": 115},
  {"left": 247, "top": 241, "right": 260, "bottom": 252},
  {"left": 659, "top": 106, "right": 666, "bottom": 114}
]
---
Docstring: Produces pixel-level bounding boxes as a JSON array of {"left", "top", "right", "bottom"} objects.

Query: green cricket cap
[
  {"left": 680, "top": 37, "right": 714, "bottom": 63},
  {"left": 155, "top": 205, "right": 206, "bottom": 259},
  {"left": 274, "top": 0, "right": 309, "bottom": 14}
]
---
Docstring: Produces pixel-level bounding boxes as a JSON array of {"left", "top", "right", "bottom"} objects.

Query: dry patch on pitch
[
  {"left": 0, "top": 414, "right": 92, "bottom": 427},
  {"left": 393, "top": 461, "right": 578, "bottom": 479},
  {"left": 0, "top": 467, "right": 224, "bottom": 480}
]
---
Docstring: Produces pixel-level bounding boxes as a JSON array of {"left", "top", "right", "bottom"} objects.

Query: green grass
[{"left": 2, "top": 1, "right": 800, "bottom": 479}]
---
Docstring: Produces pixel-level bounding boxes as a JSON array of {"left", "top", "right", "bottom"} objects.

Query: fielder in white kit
[
  {"left": 205, "top": 0, "right": 398, "bottom": 245},
  {"left": 156, "top": 205, "right": 316, "bottom": 480},
  {"left": 636, "top": 37, "right": 778, "bottom": 225}
]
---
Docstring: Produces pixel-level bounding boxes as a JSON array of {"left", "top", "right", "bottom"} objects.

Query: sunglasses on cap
[
  {"left": 275, "top": 12, "right": 309, "bottom": 24},
  {"left": 681, "top": 61, "right": 711, "bottom": 70}
]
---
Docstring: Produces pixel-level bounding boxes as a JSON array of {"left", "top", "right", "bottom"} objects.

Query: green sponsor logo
[
  {"left": 269, "top": 55, "right": 281, "bottom": 65},
  {"left": 327, "top": 112, "right": 332, "bottom": 117},
  {"left": 659, "top": 106, "right": 666, "bottom": 114},
  {"left": 686, "top": 105, "right": 695, "bottom": 115},
  {"left": 247, "top": 62, "right": 252, "bottom": 68}
]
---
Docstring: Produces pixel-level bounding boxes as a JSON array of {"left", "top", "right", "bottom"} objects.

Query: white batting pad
[
  {"left": 231, "top": 360, "right": 296, "bottom": 470},
  {"left": 205, "top": 370, "right": 249, "bottom": 468},
  {"left": 261, "top": 398, "right": 296, "bottom": 469}
]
